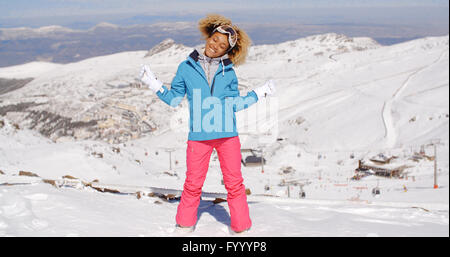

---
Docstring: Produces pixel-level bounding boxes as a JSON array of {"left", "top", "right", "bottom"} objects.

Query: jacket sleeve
[
  {"left": 156, "top": 63, "right": 186, "bottom": 107},
  {"left": 229, "top": 75, "right": 259, "bottom": 112}
]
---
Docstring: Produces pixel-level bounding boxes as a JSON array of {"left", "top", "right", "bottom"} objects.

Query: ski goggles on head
[{"left": 212, "top": 25, "right": 238, "bottom": 49}]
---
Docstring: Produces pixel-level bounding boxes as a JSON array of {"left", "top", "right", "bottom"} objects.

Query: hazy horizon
[
  {"left": 1, "top": 1, "right": 448, "bottom": 33},
  {"left": 0, "top": 0, "right": 448, "bottom": 67}
]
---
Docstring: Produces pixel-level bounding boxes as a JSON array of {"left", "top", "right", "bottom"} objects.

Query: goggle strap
[{"left": 213, "top": 26, "right": 238, "bottom": 48}]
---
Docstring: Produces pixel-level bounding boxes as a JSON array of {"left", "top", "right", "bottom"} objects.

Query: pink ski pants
[{"left": 175, "top": 136, "right": 252, "bottom": 232}]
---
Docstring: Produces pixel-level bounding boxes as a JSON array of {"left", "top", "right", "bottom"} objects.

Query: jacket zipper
[
  {"left": 211, "top": 63, "right": 228, "bottom": 96},
  {"left": 190, "top": 62, "right": 213, "bottom": 95},
  {"left": 189, "top": 58, "right": 227, "bottom": 96},
  {"left": 210, "top": 76, "right": 216, "bottom": 96}
]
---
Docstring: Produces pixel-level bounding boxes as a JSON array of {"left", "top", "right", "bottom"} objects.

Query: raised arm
[
  {"left": 156, "top": 64, "right": 186, "bottom": 107},
  {"left": 229, "top": 76, "right": 258, "bottom": 112},
  {"left": 229, "top": 72, "right": 276, "bottom": 112},
  {"left": 140, "top": 63, "right": 186, "bottom": 107}
]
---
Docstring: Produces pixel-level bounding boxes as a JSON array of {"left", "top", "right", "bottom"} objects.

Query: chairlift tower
[
  {"left": 299, "top": 184, "right": 306, "bottom": 199},
  {"left": 257, "top": 147, "right": 265, "bottom": 173},
  {"left": 372, "top": 179, "right": 381, "bottom": 196},
  {"left": 429, "top": 138, "right": 441, "bottom": 189},
  {"left": 433, "top": 140, "right": 439, "bottom": 189},
  {"left": 163, "top": 148, "right": 177, "bottom": 172}
]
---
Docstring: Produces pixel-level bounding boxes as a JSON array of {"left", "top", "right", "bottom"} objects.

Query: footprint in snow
[
  {"left": 0, "top": 219, "right": 8, "bottom": 229},
  {"left": 31, "top": 218, "right": 49, "bottom": 230}
]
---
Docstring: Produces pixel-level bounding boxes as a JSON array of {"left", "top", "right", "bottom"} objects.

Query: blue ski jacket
[{"left": 156, "top": 49, "right": 259, "bottom": 141}]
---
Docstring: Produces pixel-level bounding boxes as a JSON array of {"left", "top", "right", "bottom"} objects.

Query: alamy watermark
[{"left": 168, "top": 88, "right": 279, "bottom": 144}]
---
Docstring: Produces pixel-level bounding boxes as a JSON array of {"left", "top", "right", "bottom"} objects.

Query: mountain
[
  {"left": 0, "top": 33, "right": 448, "bottom": 150},
  {"left": 0, "top": 22, "right": 200, "bottom": 67},
  {"left": 0, "top": 33, "right": 448, "bottom": 237},
  {"left": 0, "top": 25, "right": 78, "bottom": 40}
]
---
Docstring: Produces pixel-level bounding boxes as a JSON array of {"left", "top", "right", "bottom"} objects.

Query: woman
[{"left": 139, "top": 14, "right": 276, "bottom": 234}]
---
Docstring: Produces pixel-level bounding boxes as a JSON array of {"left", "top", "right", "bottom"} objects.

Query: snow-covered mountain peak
[
  {"left": 405, "top": 35, "right": 449, "bottom": 51},
  {"left": 304, "top": 33, "right": 380, "bottom": 49},
  {"left": 0, "top": 25, "right": 77, "bottom": 40},
  {"left": 143, "top": 38, "right": 193, "bottom": 66},
  {"left": 145, "top": 38, "right": 177, "bottom": 57},
  {"left": 246, "top": 33, "right": 381, "bottom": 64},
  {"left": 304, "top": 33, "right": 361, "bottom": 43},
  {"left": 88, "top": 22, "right": 120, "bottom": 31},
  {"left": 35, "top": 25, "right": 71, "bottom": 33},
  {"left": 305, "top": 33, "right": 353, "bottom": 43}
]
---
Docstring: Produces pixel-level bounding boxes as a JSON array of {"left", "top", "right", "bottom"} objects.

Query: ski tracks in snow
[{"left": 381, "top": 49, "right": 448, "bottom": 148}]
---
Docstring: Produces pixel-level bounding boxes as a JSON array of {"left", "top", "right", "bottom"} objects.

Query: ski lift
[
  {"left": 241, "top": 155, "right": 266, "bottom": 167},
  {"left": 299, "top": 185, "right": 306, "bottom": 199},
  {"left": 372, "top": 180, "right": 381, "bottom": 196},
  {"left": 299, "top": 191, "right": 306, "bottom": 199},
  {"left": 372, "top": 187, "right": 381, "bottom": 196}
]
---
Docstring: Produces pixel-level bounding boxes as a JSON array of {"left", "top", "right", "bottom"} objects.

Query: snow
[
  {"left": 89, "top": 22, "right": 120, "bottom": 30},
  {"left": 0, "top": 61, "right": 63, "bottom": 79},
  {"left": 0, "top": 182, "right": 447, "bottom": 236},
  {"left": 0, "top": 33, "right": 448, "bottom": 236},
  {"left": 0, "top": 26, "right": 78, "bottom": 40}
]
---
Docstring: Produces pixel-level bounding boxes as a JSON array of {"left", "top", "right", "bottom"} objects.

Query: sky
[
  {"left": 0, "top": 0, "right": 448, "bottom": 18},
  {"left": 0, "top": 0, "right": 448, "bottom": 38}
]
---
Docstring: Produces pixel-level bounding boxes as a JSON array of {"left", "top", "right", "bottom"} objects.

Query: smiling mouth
[{"left": 209, "top": 47, "right": 216, "bottom": 54}]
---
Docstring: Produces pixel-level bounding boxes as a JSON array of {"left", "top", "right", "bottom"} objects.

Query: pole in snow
[
  {"left": 434, "top": 143, "right": 438, "bottom": 189},
  {"left": 164, "top": 148, "right": 176, "bottom": 172},
  {"left": 261, "top": 148, "right": 264, "bottom": 174}
]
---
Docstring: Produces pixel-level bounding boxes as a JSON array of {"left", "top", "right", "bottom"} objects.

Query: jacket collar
[
  {"left": 195, "top": 46, "right": 229, "bottom": 63},
  {"left": 188, "top": 49, "right": 233, "bottom": 68}
]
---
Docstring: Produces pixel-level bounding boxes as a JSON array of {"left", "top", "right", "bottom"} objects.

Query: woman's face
[{"left": 204, "top": 32, "right": 230, "bottom": 58}]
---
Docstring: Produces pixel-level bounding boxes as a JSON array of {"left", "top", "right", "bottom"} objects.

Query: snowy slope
[
  {"left": 0, "top": 182, "right": 447, "bottom": 237},
  {"left": 0, "top": 61, "right": 63, "bottom": 79},
  {"left": 0, "top": 33, "right": 447, "bottom": 149},
  {"left": 0, "top": 33, "right": 448, "bottom": 236}
]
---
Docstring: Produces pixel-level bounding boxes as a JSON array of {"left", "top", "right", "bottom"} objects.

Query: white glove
[
  {"left": 253, "top": 80, "right": 276, "bottom": 100},
  {"left": 139, "top": 64, "right": 164, "bottom": 93}
]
